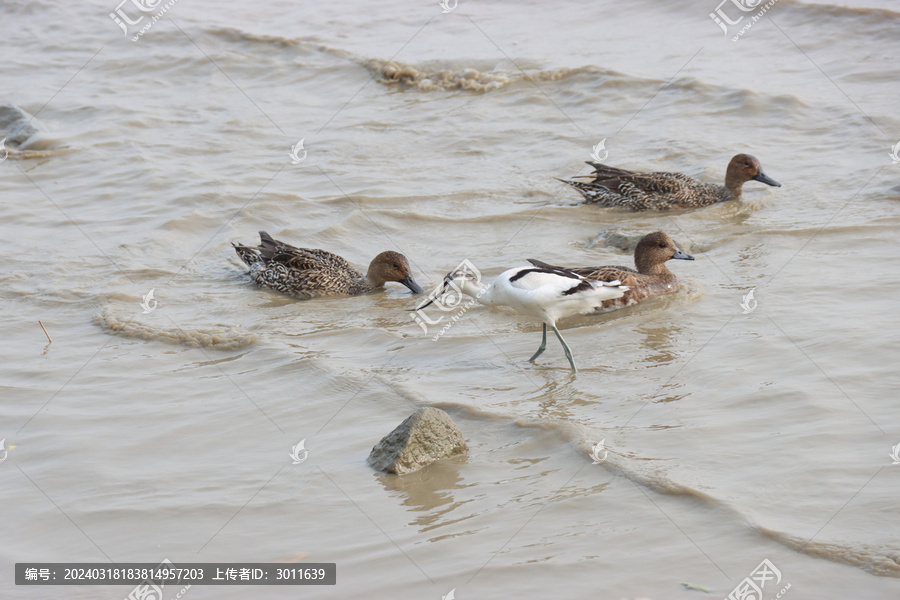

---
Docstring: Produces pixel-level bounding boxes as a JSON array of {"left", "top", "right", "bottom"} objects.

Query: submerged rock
[
  {"left": 367, "top": 407, "right": 467, "bottom": 475},
  {"left": 0, "top": 104, "right": 44, "bottom": 147}
]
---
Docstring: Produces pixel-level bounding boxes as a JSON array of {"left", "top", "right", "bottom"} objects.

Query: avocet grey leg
[
  {"left": 529, "top": 323, "right": 548, "bottom": 362},
  {"left": 551, "top": 325, "right": 577, "bottom": 372}
]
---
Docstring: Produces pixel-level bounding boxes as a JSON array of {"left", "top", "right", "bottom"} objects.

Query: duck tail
[{"left": 255, "top": 230, "right": 283, "bottom": 259}]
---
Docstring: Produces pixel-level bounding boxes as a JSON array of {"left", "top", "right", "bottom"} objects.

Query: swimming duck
[
  {"left": 233, "top": 231, "right": 424, "bottom": 299},
  {"left": 417, "top": 264, "right": 628, "bottom": 372},
  {"left": 527, "top": 231, "right": 693, "bottom": 311},
  {"left": 559, "top": 154, "right": 781, "bottom": 210}
]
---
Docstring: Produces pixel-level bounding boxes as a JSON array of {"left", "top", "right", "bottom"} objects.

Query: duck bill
[
  {"left": 400, "top": 275, "right": 424, "bottom": 294},
  {"left": 673, "top": 249, "right": 694, "bottom": 261},
  {"left": 752, "top": 171, "right": 781, "bottom": 187}
]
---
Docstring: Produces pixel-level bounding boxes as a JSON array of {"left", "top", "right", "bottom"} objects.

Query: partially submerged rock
[
  {"left": 0, "top": 104, "right": 44, "bottom": 148},
  {"left": 367, "top": 407, "right": 467, "bottom": 475}
]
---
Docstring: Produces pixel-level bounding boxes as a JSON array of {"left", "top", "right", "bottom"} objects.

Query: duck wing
[
  {"left": 279, "top": 248, "right": 355, "bottom": 273},
  {"left": 580, "top": 161, "right": 696, "bottom": 191},
  {"left": 561, "top": 171, "right": 714, "bottom": 210},
  {"left": 570, "top": 266, "right": 639, "bottom": 286},
  {"left": 257, "top": 231, "right": 357, "bottom": 274},
  {"left": 591, "top": 171, "right": 696, "bottom": 194}
]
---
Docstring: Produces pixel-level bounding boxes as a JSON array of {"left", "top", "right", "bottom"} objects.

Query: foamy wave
[
  {"left": 208, "top": 27, "right": 354, "bottom": 59},
  {"left": 528, "top": 420, "right": 900, "bottom": 579},
  {"left": 759, "top": 526, "right": 900, "bottom": 578},
  {"left": 610, "top": 454, "right": 900, "bottom": 578},
  {"left": 94, "top": 306, "right": 257, "bottom": 350},
  {"left": 208, "top": 27, "right": 302, "bottom": 48},
  {"left": 205, "top": 26, "right": 816, "bottom": 109},
  {"left": 367, "top": 59, "right": 594, "bottom": 92},
  {"left": 366, "top": 375, "right": 899, "bottom": 579},
  {"left": 2, "top": 147, "right": 73, "bottom": 160},
  {"left": 206, "top": 27, "right": 589, "bottom": 91},
  {"left": 784, "top": 0, "right": 900, "bottom": 21}
]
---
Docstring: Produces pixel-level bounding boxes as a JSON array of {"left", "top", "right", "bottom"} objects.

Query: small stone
[{"left": 367, "top": 407, "right": 467, "bottom": 475}]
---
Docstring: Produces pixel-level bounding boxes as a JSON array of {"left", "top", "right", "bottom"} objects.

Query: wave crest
[
  {"left": 94, "top": 306, "right": 257, "bottom": 350},
  {"left": 368, "top": 59, "right": 596, "bottom": 92}
]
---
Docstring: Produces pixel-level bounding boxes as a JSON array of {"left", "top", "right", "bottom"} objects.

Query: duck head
[
  {"left": 725, "top": 154, "right": 781, "bottom": 193},
  {"left": 367, "top": 251, "right": 424, "bottom": 294},
  {"left": 635, "top": 231, "right": 694, "bottom": 274}
]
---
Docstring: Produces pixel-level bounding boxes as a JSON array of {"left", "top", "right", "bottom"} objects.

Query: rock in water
[
  {"left": 0, "top": 104, "right": 44, "bottom": 147},
  {"left": 367, "top": 407, "right": 467, "bottom": 475}
]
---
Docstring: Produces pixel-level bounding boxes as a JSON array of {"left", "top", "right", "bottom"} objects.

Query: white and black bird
[{"left": 417, "top": 264, "right": 628, "bottom": 372}]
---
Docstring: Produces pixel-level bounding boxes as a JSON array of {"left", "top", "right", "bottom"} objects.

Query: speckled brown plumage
[
  {"left": 528, "top": 231, "right": 693, "bottom": 311},
  {"left": 232, "top": 231, "right": 423, "bottom": 299},
  {"left": 559, "top": 154, "right": 780, "bottom": 211}
]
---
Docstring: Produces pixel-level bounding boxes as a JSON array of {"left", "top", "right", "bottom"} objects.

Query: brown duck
[
  {"left": 527, "top": 231, "right": 693, "bottom": 310},
  {"left": 233, "top": 231, "right": 424, "bottom": 299},
  {"left": 559, "top": 153, "right": 781, "bottom": 210}
]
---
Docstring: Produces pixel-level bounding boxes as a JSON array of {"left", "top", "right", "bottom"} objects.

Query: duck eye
[
  {"left": 659, "top": 243, "right": 667, "bottom": 248},
  {"left": 744, "top": 161, "right": 751, "bottom": 166},
  {"left": 392, "top": 263, "right": 400, "bottom": 269}
]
